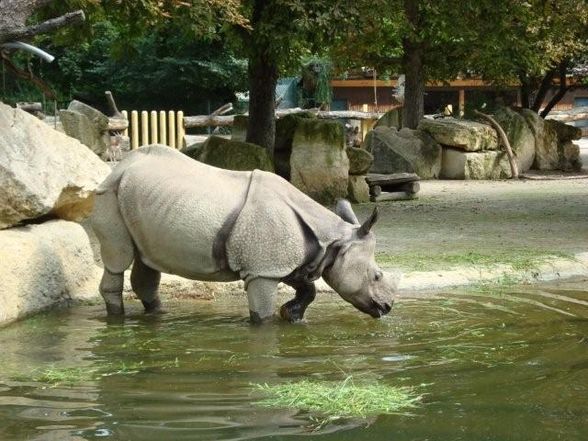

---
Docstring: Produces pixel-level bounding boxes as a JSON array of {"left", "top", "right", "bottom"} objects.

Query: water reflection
[{"left": 0, "top": 280, "right": 587, "bottom": 440}]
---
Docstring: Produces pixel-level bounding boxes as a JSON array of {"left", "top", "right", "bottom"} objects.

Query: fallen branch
[
  {"left": 474, "top": 110, "right": 519, "bottom": 179},
  {"left": 0, "top": 10, "right": 85, "bottom": 44},
  {"left": 183, "top": 108, "right": 388, "bottom": 128}
]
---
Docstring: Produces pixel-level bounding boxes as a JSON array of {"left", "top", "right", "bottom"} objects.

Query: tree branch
[
  {"left": 1, "top": 52, "right": 56, "bottom": 99},
  {"left": 531, "top": 67, "right": 556, "bottom": 112},
  {"left": 0, "top": 10, "right": 85, "bottom": 44},
  {"left": 474, "top": 110, "right": 519, "bottom": 179},
  {"left": 540, "top": 60, "right": 569, "bottom": 118}
]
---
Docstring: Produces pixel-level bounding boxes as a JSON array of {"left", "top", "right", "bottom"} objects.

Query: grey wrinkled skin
[{"left": 90, "top": 145, "right": 396, "bottom": 324}]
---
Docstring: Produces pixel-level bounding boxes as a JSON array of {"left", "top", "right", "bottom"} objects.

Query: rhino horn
[
  {"left": 335, "top": 199, "right": 359, "bottom": 225},
  {"left": 358, "top": 206, "right": 379, "bottom": 237}
]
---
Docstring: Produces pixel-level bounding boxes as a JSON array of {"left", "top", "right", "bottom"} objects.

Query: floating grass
[{"left": 253, "top": 376, "right": 422, "bottom": 418}]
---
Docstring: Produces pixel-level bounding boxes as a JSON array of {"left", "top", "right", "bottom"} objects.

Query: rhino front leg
[
  {"left": 246, "top": 277, "right": 279, "bottom": 324},
  {"left": 131, "top": 257, "right": 162, "bottom": 313},
  {"left": 279, "top": 281, "right": 316, "bottom": 322},
  {"left": 99, "top": 269, "right": 125, "bottom": 315}
]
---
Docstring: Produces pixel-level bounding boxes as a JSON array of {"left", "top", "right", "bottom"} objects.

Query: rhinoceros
[{"left": 90, "top": 145, "right": 396, "bottom": 323}]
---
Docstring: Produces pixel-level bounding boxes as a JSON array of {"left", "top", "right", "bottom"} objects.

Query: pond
[{"left": 1, "top": 281, "right": 587, "bottom": 440}]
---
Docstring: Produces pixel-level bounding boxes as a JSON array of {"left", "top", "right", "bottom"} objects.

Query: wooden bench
[{"left": 366, "top": 173, "right": 420, "bottom": 202}]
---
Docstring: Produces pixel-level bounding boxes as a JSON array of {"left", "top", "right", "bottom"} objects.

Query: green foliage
[
  {"left": 253, "top": 376, "right": 422, "bottom": 418},
  {"left": 299, "top": 57, "right": 333, "bottom": 108},
  {"left": 3, "top": 19, "right": 247, "bottom": 113}
]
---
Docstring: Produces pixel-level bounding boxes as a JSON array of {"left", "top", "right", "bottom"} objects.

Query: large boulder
[
  {"left": 440, "top": 148, "right": 512, "bottom": 179},
  {"left": 347, "top": 175, "right": 370, "bottom": 203},
  {"left": 375, "top": 108, "right": 403, "bottom": 129},
  {"left": 189, "top": 135, "right": 274, "bottom": 172},
  {"left": 493, "top": 107, "right": 535, "bottom": 172},
  {"left": 0, "top": 220, "right": 101, "bottom": 325},
  {"left": 346, "top": 146, "right": 374, "bottom": 175},
  {"left": 60, "top": 100, "right": 110, "bottom": 157},
  {"left": 231, "top": 114, "right": 248, "bottom": 142},
  {"left": 545, "top": 119, "right": 582, "bottom": 143},
  {"left": 418, "top": 118, "right": 498, "bottom": 151},
  {"left": 520, "top": 109, "right": 559, "bottom": 170},
  {"left": 558, "top": 141, "right": 582, "bottom": 172},
  {"left": 290, "top": 118, "right": 349, "bottom": 205},
  {"left": 365, "top": 126, "right": 442, "bottom": 179},
  {"left": 274, "top": 113, "right": 317, "bottom": 180},
  {"left": 0, "top": 102, "right": 111, "bottom": 229}
]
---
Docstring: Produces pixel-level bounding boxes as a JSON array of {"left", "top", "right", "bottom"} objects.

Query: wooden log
[
  {"left": 16, "top": 102, "right": 42, "bottom": 112},
  {"left": 183, "top": 114, "right": 234, "bottom": 128},
  {"left": 372, "top": 191, "right": 417, "bottom": 202},
  {"left": 546, "top": 106, "right": 588, "bottom": 122},
  {"left": 369, "top": 185, "right": 382, "bottom": 197},
  {"left": 399, "top": 181, "right": 420, "bottom": 195},
  {"left": 108, "top": 118, "right": 128, "bottom": 131},
  {"left": 105, "top": 91, "right": 123, "bottom": 118},
  {"left": 474, "top": 110, "right": 519, "bottom": 179},
  {"left": 183, "top": 108, "right": 388, "bottom": 128},
  {"left": 366, "top": 172, "right": 420, "bottom": 186}
]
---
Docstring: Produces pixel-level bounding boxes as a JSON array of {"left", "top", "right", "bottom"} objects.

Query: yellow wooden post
[
  {"left": 131, "top": 110, "right": 139, "bottom": 150},
  {"left": 150, "top": 111, "right": 158, "bottom": 144},
  {"left": 168, "top": 111, "right": 176, "bottom": 149},
  {"left": 159, "top": 110, "right": 167, "bottom": 145},
  {"left": 176, "top": 110, "right": 185, "bottom": 149},
  {"left": 141, "top": 111, "right": 149, "bottom": 147},
  {"left": 458, "top": 89, "right": 465, "bottom": 118},
  {"left": 122, "top": 110, "right": 129, "bottom": 136}
]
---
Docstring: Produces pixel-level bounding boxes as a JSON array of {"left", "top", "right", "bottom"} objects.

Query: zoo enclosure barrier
[{"left": 121, "top": 110, "right": 186, "bottom": 150}]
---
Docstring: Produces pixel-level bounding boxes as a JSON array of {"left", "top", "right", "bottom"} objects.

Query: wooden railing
[{"left": 121, "top": 110, "right": 185, "bottom": 150}]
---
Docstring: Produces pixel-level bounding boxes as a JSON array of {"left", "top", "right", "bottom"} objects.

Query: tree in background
[
  {"left": 467, "top": 0, "right": 588, "bottom": 117},
  {"left": 230, "top": 0, "right": 360, "bottom": 154}
]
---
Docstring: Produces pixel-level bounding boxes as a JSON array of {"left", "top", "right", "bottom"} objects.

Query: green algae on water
[{"left": 253, "top": 376, "right": 422, "bottom": 418}]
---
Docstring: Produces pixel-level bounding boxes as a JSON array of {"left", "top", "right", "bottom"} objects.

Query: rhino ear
[
  {"left": 335, "top": 199, "right": 359, "bottom": 225},
  {"left": 358, "top": 206, "right": 379, "bottom": 237}
]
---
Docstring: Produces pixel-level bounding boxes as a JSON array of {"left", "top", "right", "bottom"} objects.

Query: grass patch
[
  {"left": 9, "top": 359, "right": 180, "bottom": 387},
  {"left": 376, "top": 249, "right": 572, "bottom": 272},
  {"left": 253, "top": 376, "right": 422, "bottom": 418}
]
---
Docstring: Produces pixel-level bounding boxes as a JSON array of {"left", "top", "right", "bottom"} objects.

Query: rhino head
[{"left": 322, "top": 201, "right": 397, "bottom": 318}]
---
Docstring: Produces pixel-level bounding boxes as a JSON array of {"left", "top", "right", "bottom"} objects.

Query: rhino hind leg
[
  {"left": 99, "top": 269, "right": 125, "bottom": 315},
  {"left": 92, "top": 189, "right": 135, "bottom": 315},
  {"left": 246, "top": 277, "right": 279, "bottom": 324},
  {"left": 131, "top": 257, "right": 163, "bottom": 313},
  {"left": 279, "top": 281, "right": 316, "bottom": 322}
]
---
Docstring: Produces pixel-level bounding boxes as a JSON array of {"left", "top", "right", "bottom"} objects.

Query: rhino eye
[{"left": 374, "top": 271, "right": 383, "bottom": 281}]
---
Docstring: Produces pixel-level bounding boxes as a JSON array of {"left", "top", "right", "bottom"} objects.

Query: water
[{"left": 1, "top": 281, "right": 587, "bottom": 440}]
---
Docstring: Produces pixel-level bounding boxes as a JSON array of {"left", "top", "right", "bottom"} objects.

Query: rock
[
  {"left": 346, "top": 146, "right": 374, "bottom": 175},
  {"left": 558, "top": 141, "right": 582, "bottom": 171},
  {"left": 375, "top": 108, "right": 402, "bottom": 129},
  {"left": 520, "top": 109, "right": 559, "bottom": 170},
  {"left": 60, "top": 100, "right": 110, "bottom": 157},
  {"left": 181, "top": 142, "right": 204, "bottom": 160},
  {"left": 364, "top": 126, "right": 442, "bottom": 179},
  {"left": 274, "top": 113, "right": 317, "bottom": 180},
  {"left": 440, "top": 148, "right": 512, "bottom": 179},
  {"left": 545, "top": 119, "right": 582, "bottom": 143},
  {"left": 0, "top": 220, "right": 101, "bottom": 325},
  {"left": 347, "top": 175, "right": 370, "bottom": 203},
  {"left": 290, "top": 118, "right": 349, "bottom": 205},
  {"left": 418, "top": 118, "right": 498, "bottom": 151},
  {"left": 0, "top": 102, "right": 111, "bottom": 229},
  {"left": 192, "top": 135, "right": 274, "bottom": 172},
  {"left": 231, "top": 114, "right": 248, "bottom": 142},
  {"left": 493, "top": 107, "right": 535, "bottom": 172}
]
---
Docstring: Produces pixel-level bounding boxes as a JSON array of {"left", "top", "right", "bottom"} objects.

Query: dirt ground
[{"left": 354, "top": 145, "right": 588, "bottom": 272}]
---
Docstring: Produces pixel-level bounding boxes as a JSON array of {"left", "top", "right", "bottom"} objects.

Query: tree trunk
[
  {"left": 540, "top": 60, "right": 570, "bottom": 118},
  {"left": 402, "top": 0, "right": 425, "bottom": 129},
  {"left": 518, "top": 73, "right": 531, "bottom": 109},
  {"left": 530, "top": 68, "right": 556, "bottom": 113},
  {"left": 246, "top": 53, "right": 278, "bottom": 156}
]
